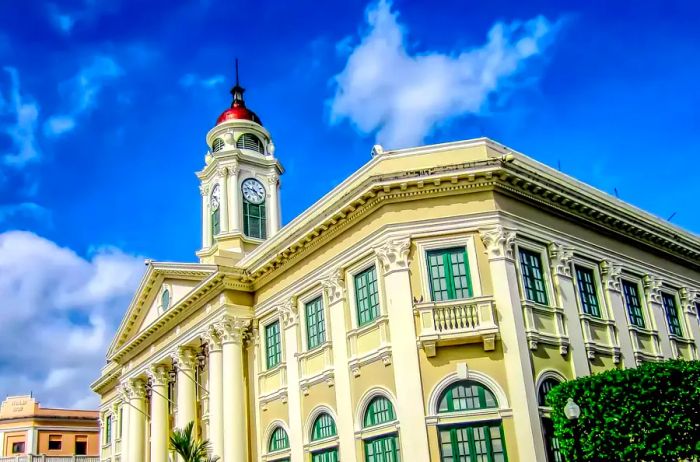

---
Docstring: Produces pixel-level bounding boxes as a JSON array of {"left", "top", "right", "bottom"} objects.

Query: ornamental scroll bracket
[
  {"left": 479, "top": 225, "right": 516, "bottom": 261},
  {"left": 322, "top": 268, "right": 346, "bottom": 305},
  {"left": 599, "top": 260, "right": 622, "bottom": 292},
  {"left": 374, "top": 237, "right": 411, "bottom": 274}
]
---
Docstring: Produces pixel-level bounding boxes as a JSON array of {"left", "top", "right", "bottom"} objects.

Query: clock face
[
  {"left": 242, "top": 178, "right": 266, "bottom": 204},
  {"left": 210, "top": 184, "right": 220, "bottom": 210}
]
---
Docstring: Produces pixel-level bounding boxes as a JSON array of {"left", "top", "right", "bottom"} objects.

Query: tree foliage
[
  {"left": 169, "top": 421, "right": 220, "bottom": 462},
  {"left": 546, "top": 359, "right": 700, "bottom": 461}
]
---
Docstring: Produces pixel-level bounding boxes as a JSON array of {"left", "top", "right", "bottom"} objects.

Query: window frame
[
  {"left": 311, "top": 412, "right": 338, "bottom": 442},
  {"left": 621, "top": 279, "right": 646, "bottom": 328},
  {"left": 426, "top": 247, "right": 474, "bottom": 302},
  {"left": 243, "top": 196, "right": 267, "bottom": 240},
  {"left": 303, "top": 295, "right": 327, "bottom": 351},
  {"left": 11, "top": 442, "right": 25, "bottom": 454},
  {"left": 516, "top": 245, "right": 551, "bottom": 306},
  {"left": 312, "top": 447, "right": 339, "bottom": 462},
  {"left": 268, "top": 426, "right": 290, "bottom": 453},
  {"left": 264, "top": 319, "right": 282, "bottom": 370},
  {"left": 353, "top": 265, "right": 381, "bottom": 327},
  {"left": 363, "top": 396, "right": 397, "bottom": 428},
  {"left": 48, "top": 435, "right": 62, "bottom": 451},
  {"left": 661, "top": 291, "right": 683, "bottom": 337},
  {"left": 573, "top": 263, "right": 604, "bottom": 318},
  {"left": 75, "top": 436, "right": 88, "bottom": 456},
  {"left": 437, "top": 421, "right": 508, "bottom": 462},
  {"left": 437, "top": 380, "right": 498, "bottom": 413},
  {"left": 364, "top": 433, "right": 400, "bottom": 462}
]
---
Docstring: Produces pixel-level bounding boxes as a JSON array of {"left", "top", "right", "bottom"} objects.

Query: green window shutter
[
  {"left": 243, "top": 199, "right": 267, "bottom": 239},
  {"left": 211, "top": 207, "right": 221, "bottom": 237},
  {"left": 427, "top": 248, "right": 473, "bottom": 301},
  {"left": 438, "top": 423, "right": 507, "bottom": 462},
  {"left": 269, "top": 427, "right": 289, "bottom": 452},
  {"left": 437, "top": 380, "right": 498, "bottom": 413},
  {"left": 662, "top": 293, "right": 683, "bottom": 336},
  {"left": 621, "top": 280, "right": 645, "bottom": 328},
  {"left": 265, "top": 321, "right": 281, "bottom": 369},
  {"left": 311, "top": 413, "right": 337, "bottom": 441},
  {"left": 364, "top": 434, "right": 399, "bottom": 462},
  {"left": 119, "top": 406, "right": 123, "bottom": 438},
  {"left": 537, "top": 378, "right": 561, "bottom": 407},
  {"left": 519, "top": 249, "right": 548, "bottom": 305},
  {"left": 312, "top": 448, "right": 339, "bottom": 462},
  {"left": 305, "top": 297, "right": 326, "bottom": 349},
  {"left": 355, "top": 266, "right": 380, "bottom": 326},
  {"left": 363, "top": 397, "right": 396, "bottom": 428},
  {"left": 542, "top": 418, "right": 563, "bottom": 462},
  {"left": 574, "top": 266, "right": 601, "bottom": 317}
]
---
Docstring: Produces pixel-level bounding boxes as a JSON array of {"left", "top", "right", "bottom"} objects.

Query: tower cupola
[{"left": 216, "top": 60, "right": 262, "bottom": 126}]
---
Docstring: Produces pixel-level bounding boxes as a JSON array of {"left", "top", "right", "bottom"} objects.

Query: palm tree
[{"left": 169, "top": 421, "right": 220, "bottom": 462}]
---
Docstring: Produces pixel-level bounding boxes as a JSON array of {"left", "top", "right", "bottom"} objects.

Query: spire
[{"left": 230, "top": 58, "right": 245, "bottom": 106}]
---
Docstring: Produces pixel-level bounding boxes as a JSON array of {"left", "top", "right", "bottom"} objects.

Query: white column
[
  {"left": 267, "top": 173, "right": 280, "bottom": 236},
  {"left": 643, "top": 275, "right": 673, "bottom": 358},
  {"left": 220, "top": 317, "right": 249, "bottom": 462},
  {"left": 481, "top": 226, "right": 546, "bottom": 462},
  {"left": 120, "top": 387, "right": 131, "bottom": 462},
  {"left": 219, "top": 168, "right": 229, "bottom": 234},
  {"left": 548, "top": 243, "right": 591, "bottom": 377},
  {"left": 128, "top": 379, "right": 147, "bottom": 462},
  {"left": 279, "top": 298, "right": 303, "bottom": 462},
  {"left": 229, "top": 163, "right": 241, "bottom": 233},
  {"left": 175, "top": 347, "right": 197, "bottom": 430},
  {"left": 681, "top": 288, "right": 700, "bottom": 355},
  {"left": 600, "top": 261, "right": 635, "bottom": 368},
  {"left": 149, "top": 365, "right": 170, "bottom": 462},
  {"left": 374, "top": 237, "right": 430, "bottom": 460},
  {"left": 111, "top": 403, "right": 119, "bottom": 461},
  {"left": 323, "top": 270, "right": 357, "bottom": 461},
  {"left": 205, "top": 327, "right": 224, "bottom": 459},
  {"left": 27, "top": 427, "right": 36, "bottom": 454},
  {"left": 201, "top": 185, "right": 211, "bottom": 249}
]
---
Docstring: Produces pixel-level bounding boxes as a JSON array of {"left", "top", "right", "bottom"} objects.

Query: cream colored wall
[{"left": 140, "top": 279, "right": 200, "bottom": 330}]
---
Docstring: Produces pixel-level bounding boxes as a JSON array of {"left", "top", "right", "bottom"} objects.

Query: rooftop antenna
[
  {"left": 667, "top": 211, "right": 677, "bottom": 222},
  {"left": 614, "top": 187, "right": 619, "bottom": 198},
  {"left": 557, "top": 160, "right": 561, "bottom": 171},
  {"left": 235, "top": 58, "right": 240, "bottom": 87}
]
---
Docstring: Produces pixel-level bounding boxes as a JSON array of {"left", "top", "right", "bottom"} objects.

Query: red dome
[{"left": 216, "top": 102, "right": 262, "bottom": 125}]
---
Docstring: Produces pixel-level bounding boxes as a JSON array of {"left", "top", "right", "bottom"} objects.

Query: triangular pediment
[{"left": 107, "top": 261, "right": 218, "bottom": 357}]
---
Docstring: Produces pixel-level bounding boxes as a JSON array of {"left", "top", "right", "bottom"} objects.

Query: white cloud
[
  {"left": 44, "top": 115, "right": 76, "bottom": 136},
  {"left": 180, "top": 73, "right": 226, "bottom": 89},
  {"left": 0, "top": 67, "right": 41, "bottom": 166},
  {"left": 329, "top": 0, "right": 562, "bottom": 148},
  {"left": 0, "top": 231, "right": 144, "bottom": 408}
]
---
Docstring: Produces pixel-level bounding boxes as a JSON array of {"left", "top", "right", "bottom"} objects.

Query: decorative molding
[
  {"left": 643, "top": 274, "right": 663, "bottom": 304},
  {"left": 173, "top": 346, "right": 197, "bottom": 371},
  {"left": 267, "top": 173, "right": 279, "bottom": 186},
  {"left": 148, "top": 364, "right": 170, "bottom": 386},
  {"left": 680, "top": 288, "right": 700, "bottom": 315},
  {"left": 548, "top": 242, "right": 574, "bottom": 278},
  {"left": 277, "top": 297, "right": 299, "bottom": 328},
  {"left": 217, "top": 317, "right": 251, "bottom": 345},
  {"left": 321, "top": 268, "right": 346, "bottom": 305},
  {"left": 600, "top": 260, "right": 622, "bottom": 292},
  {"left": 129, "top": 378, "right": 147, "bottom": 399},
  {"left": 374, "top": 237, "right": 411, "bottom": 274},
  {"left": 479, "top": 225, "right": 516, "bottom": 261},
  {"left": 202, "top": 326, "right": 223, "bottom": 352}
]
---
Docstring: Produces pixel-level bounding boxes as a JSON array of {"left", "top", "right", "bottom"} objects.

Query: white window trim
[
  {"left": 298, "top": 287, "right": 327, "bottom": 352},
  {"left": 660, "top": 289, "right": 686, "bottom": 338},
  {"left": 514, "top": 240, "right": 556, "bottom": 307},
  {"left": 572, "top": 258, "right": 609, "bottom": 318},
  {"left": 619, "top": 274, "right": 652, "bottom": 329},
  {"left": 260, "top": 315, "right": 283, "bottom": 371},
  {"left": 414, "top": 234, "right": 483, "bottom": 302},
  {"left": 159, "top": 283, "right": 173, "bottom": 315},
  {"left": 346, "top": 254, "right": 384, "bottom": 329}
]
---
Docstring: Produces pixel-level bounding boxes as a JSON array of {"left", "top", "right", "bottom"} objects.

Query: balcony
[{"left": 415, "top": 296, "right": 499, "bottom": 356}]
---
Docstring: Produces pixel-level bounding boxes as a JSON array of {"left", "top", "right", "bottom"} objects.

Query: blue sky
[{"left": 0, "top": 0, "right": 699, "bottom": 407}]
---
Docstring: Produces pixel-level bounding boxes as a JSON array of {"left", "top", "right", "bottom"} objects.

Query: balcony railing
[
  {"left": 415, "top": 296, "right": 499, "bottom": 356},
  {"left": 0, "top": 457, "right": 100, "bottom": 462}
]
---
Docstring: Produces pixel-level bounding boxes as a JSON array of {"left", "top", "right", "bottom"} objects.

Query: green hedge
[{"left": 546, "top": 359, "right": 700, "bottom": 461}]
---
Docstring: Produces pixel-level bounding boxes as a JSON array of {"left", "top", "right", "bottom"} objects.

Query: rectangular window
[
  {"left": 243, "top": 201, "right": 267, "bottom": 239},
  {"left": 48, "top": 435, "right": 62, "bottom": 451},
  {"left": 519, "top": 248, "right": 549, "bottom": 305},
  {"left": 355, "top": 266, "right": 380, "bottom": 326},
  {"left": 438, "top": 424, "right": 507, "bottom": 462},
  {"left": 575, "top": 266, "right": 601, "bottom": 317},
  {"left": 621, "top": 280, "right": 645, "bottom": 328},
  {"left": 75, "top": 436, "right": 88, "bottom": 455},
  {"left": 105, "top": 415, "right": 112, "bottom": 443},
  {"left": 662, "top": 293, "right": 683, "bottom": 337},
  {"left": 265, "top": 320, "right": 282, "bottom": 369},
  {"left": 305, "top": 297, "right": 326, "bottom": 350},
  {"left": 312, "top": 448, "right": 339, "bottom": 462},
  {"left": 365, "top": 434, "right": 400, "bottom": 462},
  {"left": 12, "top": 442, "right": 25, "bottom": 454},
  {"left": 427, "top": 248, "right": 473, "bottom": 301},
  {"left": 119, "top": 406, "right": 123, "bottom": 438}
]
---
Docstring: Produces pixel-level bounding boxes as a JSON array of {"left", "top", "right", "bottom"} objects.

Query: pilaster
[
  {"left": 279, "top": 297, "right": 303, "bottom": 462},
  {"left": 600, "top": 260, "right": 635, "bottom": 368},
  {"left": 200, "top": 185, "right": 211, "bottom": 249},
  {"left": 203, "top": 326, "right": 224, "bottom": 459},
  {"left": 374, "top": 236, "right": 430, "bottom": 461},
  {"left": 680, "top": 288, "right": 700, "bottom": 355},
  {"left": 219, "top": 167, "right": 230, "bottom": 234},
  {"left": 480, "top": 226, "right": 546, "bottom": 462},
  {"left": 229, "top": 161, "right": 241, "bottom": 233},
  {"left": 643, "top": 275, "right": 673, "bottom": 358},
  {"left": 267, "top": 172, "right": 280, "bottom": 236}
]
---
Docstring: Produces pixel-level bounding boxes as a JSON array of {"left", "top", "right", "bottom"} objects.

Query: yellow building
[
  {"left": 92, "top": 77, "right": 700, "bottom": 462},
  {"left": 0, "top": 395, "right": 99, "bottom": 458}
]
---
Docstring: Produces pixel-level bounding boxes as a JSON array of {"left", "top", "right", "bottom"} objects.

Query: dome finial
[
  {"left": 215, "top": 58, "right": 263, "bottom": 126},
  {"left": 230, "top": 58, "right": 245, "bottom": 105}
]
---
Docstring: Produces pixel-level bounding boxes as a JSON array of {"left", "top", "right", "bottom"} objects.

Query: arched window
[
  {"left": 437, "top": 381, "right": 507, "bottom": 462},
  {"left": 311, "top": 413, "right": 337, "bottom": 441},
  {"left": 362, "top": 396, "right": 399, "bottom": 462},
  {"left": 438, "top": 380, "right": 498, "bottom": 413},
  {"left": 210, "top": 184, "right": 221, "bottom": 239},
  {"left": 538, "top": 377, "right": 563, "bottom": 462},
  {"left": 212, "top": 138, "right": 225, "bottom": 152},
  {"left": 161, "top": 289, "right": 170, "bottom": 311},
  {"left": 268, "top": 426, "right": 289, "bottom": 453},
  {"left": 236, "top": 133, "right": 264, "bottom": 153}
]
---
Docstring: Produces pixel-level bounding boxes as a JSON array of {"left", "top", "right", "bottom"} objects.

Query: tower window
[
  {"left": 243, "top": 199, "right": 266, "bottom": 239},
  {"left": 212, "top": 138, "right": 225, "bottom": 152},
  {"left": 211, "top": 184, "right": 221, "bottom": 239},
  {"left": 236, "top": 133, "right": 264, "bottom": 153}
]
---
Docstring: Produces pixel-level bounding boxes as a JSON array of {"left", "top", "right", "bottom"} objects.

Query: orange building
[{"left": 0, "top": 395, "right": 99, "bottom": 457}]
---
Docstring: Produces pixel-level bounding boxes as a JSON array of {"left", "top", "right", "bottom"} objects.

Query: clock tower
[{"left": 196, "top": 63, "right": 283, "bottom": 265}]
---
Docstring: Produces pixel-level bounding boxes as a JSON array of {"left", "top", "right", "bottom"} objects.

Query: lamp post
[{"left": 564, "top": 397, "right": 582, "bottom": 461}]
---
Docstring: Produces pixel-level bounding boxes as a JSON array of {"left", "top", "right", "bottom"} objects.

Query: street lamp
[{"left": 564, "top": 397, "right": 582, "bottom": 460}]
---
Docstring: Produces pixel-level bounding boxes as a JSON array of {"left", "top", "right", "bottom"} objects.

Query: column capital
[
  {"left": 267, "top": 172, "right": 279, "bottom": 186},
  {"left": 229, "top": 160, "right": 240, "bottom": 176},
  {"left": 322, "top": 268, "right": 346, "bottom": 305},
  {"left": 480, "top": 226, "right": 516, "bottom": 261},
  {"left": 148, "top": 364, "right": 170, "bottom": 386},
  {"left": 277, "top": 297, "right": 299, "bottom": 329},
  {"left": 375, "top": 237, "right": 411, "bottom": 274},
  {"left": 111, "top": 401, "right": 120, "bottom": 413},
  {"left": 199, "top": 184, "right": 208, "bottom": 197},
  {"left": 173, "top": 346, "right": 198, "bottom": 371},
  {"left": 643, "top": 274, "right": 663, "bottom": 304},
  {"left": 548, "top": 242, "right": 574, "bottom": 277},
  {"left": 680, "top": 287, "right": 699, "bottom": 315},
  {"left": 217, "top": 316, "right": 251, "bottom": 345},
  {"left": 218, "top": 166, "right": 229, "bottom": 178},
  {"left": 599, "top": 260, "right": 622, "bottom": 292},
  {"left": 203, "top": 326, "right": 223, "bottom": 352},
  {"left": 129, "top": 378, "right": 147, "bottom": 399}
]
